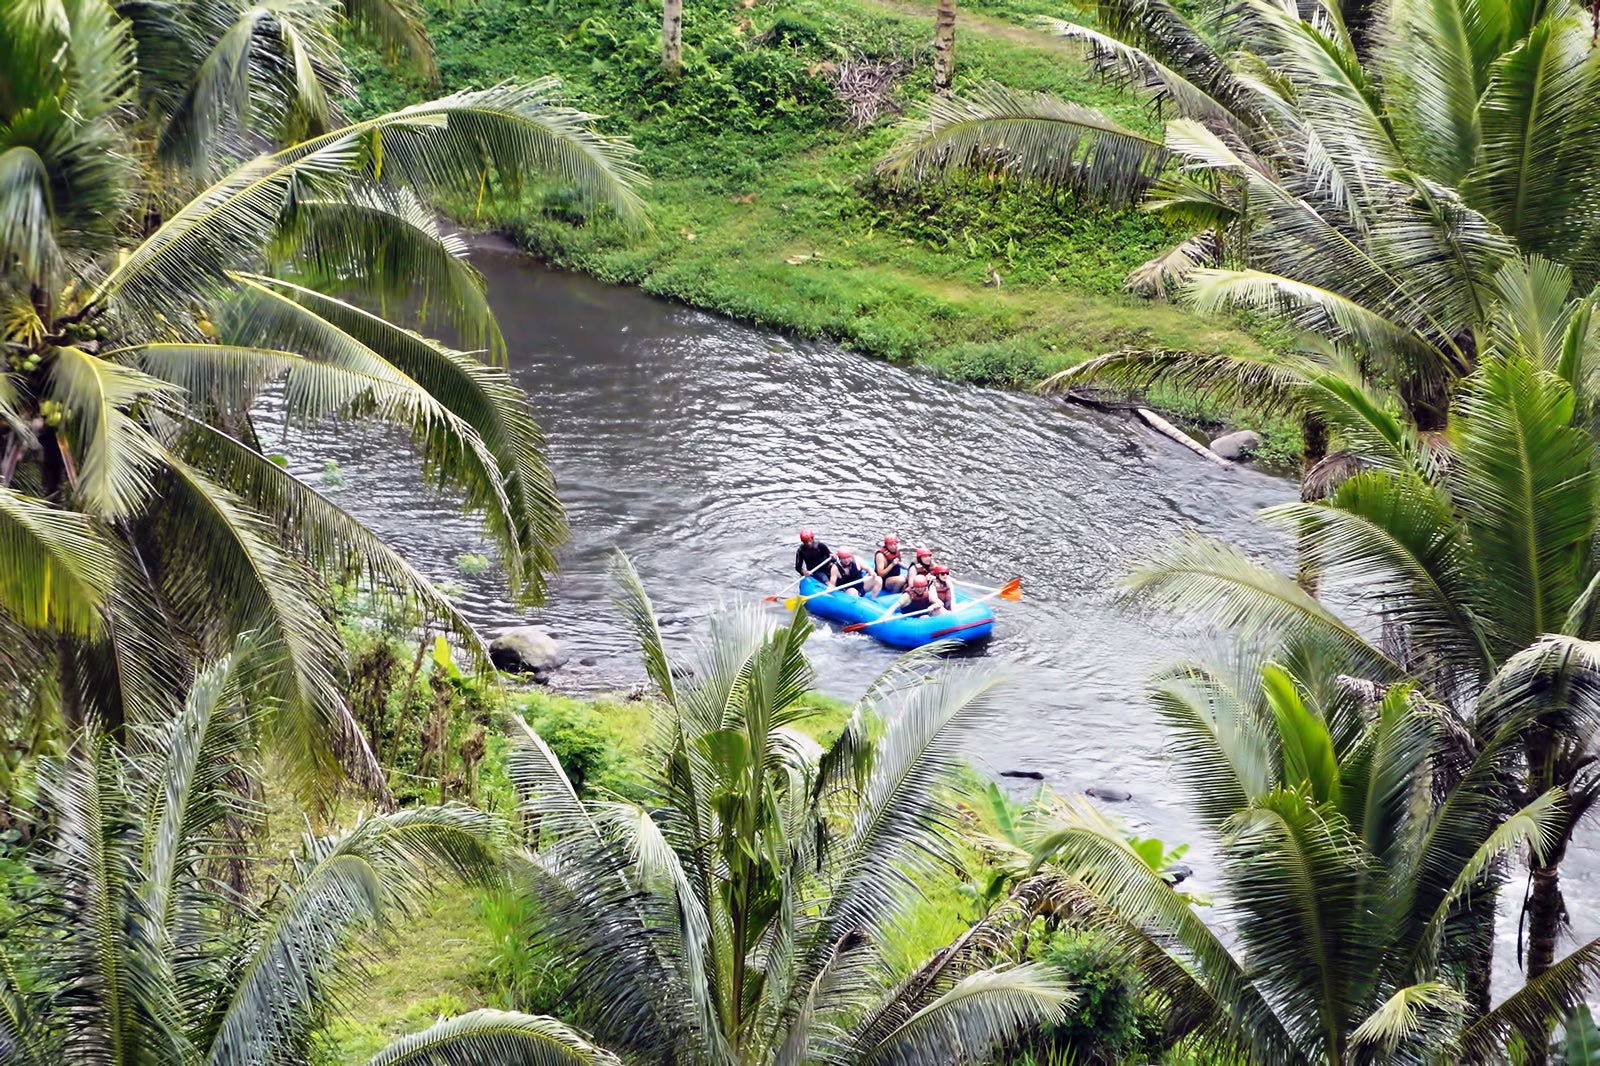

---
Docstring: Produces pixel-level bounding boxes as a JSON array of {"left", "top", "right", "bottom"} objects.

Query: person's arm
[{"left": 795, "top": 547, "right": 806, "bottom": 576}]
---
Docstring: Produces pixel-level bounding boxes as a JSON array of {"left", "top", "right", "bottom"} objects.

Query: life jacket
[
  {"left": 835, "top": 559, "right": 866, "bottom": 586},
  {"left": 902, "top": 586, "right": 933, "bottom": 612},
  {"left": 932, "top": 575, "right": 953, "bottom": 607},
  {"left": 876, "top": 547, "right": 903, "bottom": 577}
]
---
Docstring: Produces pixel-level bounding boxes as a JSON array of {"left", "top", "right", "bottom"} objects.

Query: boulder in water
[
  {"left": 489, "top": 626, "right": 568, "bottom": 675},
  {"left": 1086, "top": 784, "right": 1132, "bottom": 803},
  {"left": 1209, "top": 429, "right": 1262, "bottom": 460},
  {"left": 1000, "top": 769, "right": 1045, "bottom": 781}
]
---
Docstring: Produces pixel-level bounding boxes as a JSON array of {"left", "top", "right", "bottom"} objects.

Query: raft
[{"left": 796, "top": 576, "right": 996, "bottom": 648}]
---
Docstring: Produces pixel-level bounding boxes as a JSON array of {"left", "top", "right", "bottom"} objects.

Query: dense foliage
[{"left": 0, "top": 0, "right": 640, "bottom": 800}]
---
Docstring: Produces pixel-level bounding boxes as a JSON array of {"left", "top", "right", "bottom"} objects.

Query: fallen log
[{"left": 1136, "top": 407, "right": 1233, "bottom": 468}]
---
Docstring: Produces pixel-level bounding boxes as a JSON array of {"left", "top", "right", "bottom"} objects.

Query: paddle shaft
[
  {"left": 950, "top": 575, "right": 1021, "bottom": 595},
  {"left": 849, "top": 584, "right": 1008, "bottom": 632},
  {"left": 765, "top": 553, "right": 835, "bottom": 601},
  {"left": 787, "top": 577, "right": 864, "bottom": 607}
]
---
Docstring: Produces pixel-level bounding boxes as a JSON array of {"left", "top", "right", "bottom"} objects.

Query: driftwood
[{"left": 1136, "top": 408, "right": 1234, "bottom": 467}]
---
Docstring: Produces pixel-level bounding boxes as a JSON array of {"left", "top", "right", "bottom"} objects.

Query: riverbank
[{"left": 352, "top": 0, "right": 1299, "bottom": 465}]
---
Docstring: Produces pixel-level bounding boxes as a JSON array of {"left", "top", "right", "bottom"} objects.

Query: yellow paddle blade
[
  {"left": 784, "top": 595, "right": 804, "bottom": 610},
  {"left": 998, "top": 578, "right": 1022, "bottom": 601}
]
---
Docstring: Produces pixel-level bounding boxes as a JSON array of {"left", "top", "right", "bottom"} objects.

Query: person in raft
[
  {"left": 893, "top": 573, "right": 945, "bottom": 616},
  {"left": 875, "top": 534, "right": 908, "bottom": 593},
  {"left": 795, "top": 529, "right": 833, "bottom": 581},
  {"left": 929, "top": 564, "right": 955, "bottom": 610},
  {"left": 828, "top": 547, "right": 874, "bottom": 595},
  {"left": 908, "top": 546, "right": 936, "bottom": 579}
]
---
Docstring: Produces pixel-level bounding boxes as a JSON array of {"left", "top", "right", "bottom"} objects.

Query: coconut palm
[
  {"left": 502, "top": 554, "right": 1072, "bottom": 1064},
  {"left": 0, "top": 645, "right": 619, "bottom": 1066},
  {"left": 0, "top": 0, "right": 643, "bottom": 790},
  {"left": 878, "top": 0, "right": 1600, "bottom": 446},
  {"left": 1032, "top": 643, "right": 1600, "bottom": 1064},
  {"left": 1118, "top": 347, "right": 1600, "bottom": 1043}
]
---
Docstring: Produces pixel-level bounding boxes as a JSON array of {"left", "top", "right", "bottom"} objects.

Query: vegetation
[
  {"left": 9, "top": 0, "right": 1600, "bottom": 1062},
  {"left": 1033, "top": 644, "right": 1589, "bottom": 1062},
  {"left": 883, "top": 0, "right": 1600, "bottom": 464},
  {"left": 346, "top": 0, "right": 1276, "bottom": 421},
  {"left": 0, "top": 0, "right": 641, "bottom": 799}
]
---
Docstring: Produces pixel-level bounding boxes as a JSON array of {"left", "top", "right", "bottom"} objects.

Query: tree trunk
[
  {"left": 1526, "top": 843, "right": 1569, "bottom": 982},
  {"left": 932, "top": 0, "right": 956, "bottom": 93},
  {"left": 1521, "top": 835, "right": 1571, "bottom": 1066},
  {"left": 661, "top": 0, "right": 682, "bottom": 77},
  {"left": 39, "top": 429, "right": 88, "bottom": 734}
]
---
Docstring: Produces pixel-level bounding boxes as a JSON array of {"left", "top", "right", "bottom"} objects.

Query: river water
[{"left": 287, "top": 246, "right": 1596, "bottom": 992}]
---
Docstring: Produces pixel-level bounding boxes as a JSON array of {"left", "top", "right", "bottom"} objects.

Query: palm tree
[
  {"left": 0, "top": 645, "right": 619, "bottom": 1066},
  {"left": 1031, "top": 643, "right": 1600, "bottom": 1063},
  {"left": 1118, "top": 346, "right": 1600, "bottom": 1043},
  {"left": 877, "top": 0, "right": 1600, "bottom": 445},
  {"left": 932, "top": 0, "right": 957, "bottom": 93},
  {"left": 663, "top": 0, "right": 683, "bottom": 76},
  {"left": 502, "top": 554, "right": 1073, "bottom": 1064},
  {"left": 0, "top": 0, "right": 643, "bottom": 791}
]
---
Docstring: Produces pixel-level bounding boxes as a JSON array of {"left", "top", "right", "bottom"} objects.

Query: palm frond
[
  {"left": 230, "top": 275, "right": 562, "bottom": 602},
  {"left": 1124, "top": 532, "right": 1402, "bottom": 677},
  {"left": 0, "top": 146, "right": 61, "bottom": 285},
  {"left": 0, "top": 485, "right": 117, "bottom": 634},
  {"left": 1348, "top": 981, "right": 1466, "bottom": 1058},
  {"left": 1041, "top": 346, "right": 1311, "bottom": 417},
  {"left": 205, "top": 805, "right": 499, "bottom": 1064},
  {"left": 878, "top": 84, "right": 1166, "bottom": 207},
  {"left": 1378, "top": 0, "right": 1484, "bottom": 183},
  {"left": 1460, "top": 938, "right": 1600, "bottom": 1061},
  {"left": 608, "top": 550, "right": 677, "bottom": 702},
  {"left": 1451, "top": 354, "right": 1597, "bottom": 654},
  {"left": 1124, "top": 230, "right": 1224, "bottom": 298},
  {"left": 1184, "top": 268, "right": 1435, "bottom": 365},
  {"left": 1463, "top": 16, "right": 1600, "bottom": 280},
  {"left": 853, "top": 966, "right": 1070, "bottom": 1066},
  {"left": 168, "top": 417, "right": 491, "bottom": 667},
  {"left": 1260, "top": 471, "right": 1494, "bottom": 673},
  {"left": 150, "top": 452, "right": 385, "bottom": 794},
  {"left": 276, "top": 182, "right": 503, "bottom": 357},
  {"left": 363, "top": 1010, "right": 621, "bottom": 1066},
  {"left": 47, "top": 345, "right": 177, "bottom": 518}
]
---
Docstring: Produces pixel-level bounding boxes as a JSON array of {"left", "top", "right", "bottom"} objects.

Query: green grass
[{"left": 351, "top": 0, "right": 1297, "bottom": 455}]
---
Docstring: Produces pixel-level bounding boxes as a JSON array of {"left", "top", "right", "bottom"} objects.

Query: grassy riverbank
[{"left": 352, "top": 0, "right": 1297, "bottom": 463}]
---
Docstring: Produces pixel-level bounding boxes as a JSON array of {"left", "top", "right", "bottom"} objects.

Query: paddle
[
  {"left": 763, "top": 555, "right": 835, "bottom": 602},
  {"left": 784, "top": 577, "right": 864, "bottom": 610},
  {"left": 843, "top": 584, "right": 1011, "bottom": 633},
  {"left": 950, "top": 575, "right": 1023, "bottom": 602},
  {"left": 843, "top": 599, "right": 941, "bottom": 632}
]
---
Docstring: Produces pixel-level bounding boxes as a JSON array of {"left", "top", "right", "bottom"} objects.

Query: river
[{"left": 288, "top": 246, "right": 1596, "bottom": 993}]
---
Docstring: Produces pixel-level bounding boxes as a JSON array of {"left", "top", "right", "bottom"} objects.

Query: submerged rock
[
  {"left": 1164, "top": 862, "right": 1194, "bottom": 885},
  {"left": 489, "top": 626, "right": 569, "bottom": 674},
  {"left": 1086, "top": 785, "right": 1132, "bottom": 803},
  {"left": 1000, "top": 769, "right": 1046, "bottom": 781},
  {"left": 1209, "top": 429, "right": 1262, "bottom": 460}
]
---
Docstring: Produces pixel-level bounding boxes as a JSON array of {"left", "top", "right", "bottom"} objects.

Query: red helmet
[
  {"left": 910, "top": 574, "right": 929, "bottom": 589},
  {"left": 932, "top": 564, "right": 950, "bottom": 575},
  {"left": 837, "top": 547, "right": 854, "bottom": 561},
  {"left": 883, "top": 533, "right": 899, "bottom": 546},
  {"left": 799, "top": 529, "right": 814, "bottom": 543},
  {"left": 915, "top": 546, "right": 932, "bottom": 559}
]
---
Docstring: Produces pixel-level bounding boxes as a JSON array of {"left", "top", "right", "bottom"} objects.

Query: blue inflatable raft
[{"left": 796, "top": 576, "right": 996, "bottom": 648}]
